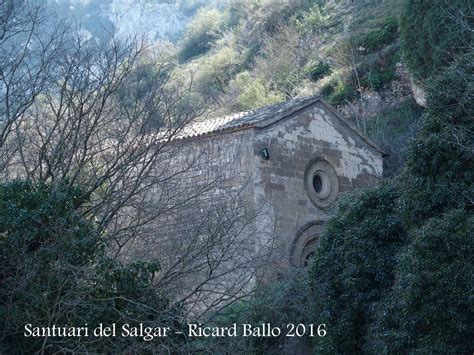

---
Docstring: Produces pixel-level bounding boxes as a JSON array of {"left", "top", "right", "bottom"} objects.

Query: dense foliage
[
  {"left": 366, "top": 99, "right": 422, "bottom": 176},
  {"left": 381, "top": 208, "right": 473, "bottom": 353},
  {"left": 378, "top": 51, "right": 474, "bottom": 353},
  {"left": 178, "top": 7, "right": 228, "bottom": 62},
  {"left": 400, "top": 0, "right": 472, "bottom": 80},
  {"left": 0, "top": 181, "right": 182, "bottom": 353},
  {"left": 355, "top": 16, "right": 398, "bottom": 52},
  {"left": 310, "top": 183, "right": 405, "bottom": 353},
  {"left": 309, "top": 4, "right": 474, "bottom": 352},
  {"left": 191, "top": 271, "right": 314, "bottom": 353}
]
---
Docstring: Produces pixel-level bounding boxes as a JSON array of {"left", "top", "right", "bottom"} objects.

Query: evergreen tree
[{"left": 0, "top": 181, "right": 182, "bottom": 353}]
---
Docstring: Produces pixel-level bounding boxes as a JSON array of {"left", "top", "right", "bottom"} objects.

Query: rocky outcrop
[
  {"left": 336, "top": 62, "right": 414, "bottom": 120},
  {"left": 47, "top": 0, "right": 226, "bottom": 43},
  {"left": 109, "top": 0, "right": 188, "bottom": 42},
  {"left": 409, "top": 76, "right": 427, "bottom": 108}
]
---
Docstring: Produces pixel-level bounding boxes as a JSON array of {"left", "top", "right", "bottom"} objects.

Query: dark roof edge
[
  {"left": 253, "top": 96, "right": 386, "bottom": 157},
  {"left": 252, "top": 95, "right": 321, "bottom": 128},
  {"left": 175, "top": 95, "right": 386, "bottom": 157}
]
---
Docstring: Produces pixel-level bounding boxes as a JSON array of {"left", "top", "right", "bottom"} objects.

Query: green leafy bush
[
  {"left": 380, "top": 209, "right": 473, "bottom": 354},
  {"left": 326, "top": 81, "right": 357, "bottom": 104},
  {"left": 306, "top": 61, "right": 331, "bottom": 81},
  {"left": 230, "top": 71, "right": 284, "bottom": 110},
  {"left": 178, "top": 7, "right": 227, "bottom": 62},
  {"left": 310, "top": 183, "right": 405, "bottom": 353},
  {"left": 366, "top": 100, "right": 423, "bottom": 176},
  {"left": 192, "top": 271, "right": 314, "bottom": 354},
  {"left": 292, "top": 4, "right": 330, "bottom": 34},
  {"left": 365, "top": 65, "right": 395, "bottom": 90},
  {"left": 320, "top": 79, "right": 335, "bottom": 96},
  {"left": 400, "top": 52, "right": 474, "bottom": 224},
  {"left": 356, "top": 16, "right": 398, "bottom": 52},
  {"left": 400, "top": 0, "right": 471, "bottom": 80},
  {"left": 0, "top": 181, "right": 181, "bottom": 353},
  {"left": 191, "top": 45, "right": 243, "bottom": 102},
  {"left": 361, "top": 48, "right": 400, "bottom": 90}
]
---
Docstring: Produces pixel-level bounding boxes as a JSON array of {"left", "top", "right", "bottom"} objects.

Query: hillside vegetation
[{"left": 173, "top": 0, "right": 423, "bottom": 175}]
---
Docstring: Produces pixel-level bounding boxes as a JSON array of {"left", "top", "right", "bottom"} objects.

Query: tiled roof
[
  {"left": 174, "top": 95, "right": 385, "bottom": 155},
  {"left": 175, "top": 96, "right": 319, "bottom": 140}
]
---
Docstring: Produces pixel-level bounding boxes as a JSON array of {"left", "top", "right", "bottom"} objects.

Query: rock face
[
  {"left": 49, "top": 0, "right": 227, "bottom": 42},
  {"left": 109, "top": 0, "right": 188, "bottom": 42},
  {"left": 337, "top": 62, "right": 414, "bottom": 120},
  {"left": 409, "top": 76, "right": 428, "bottom": 108}
]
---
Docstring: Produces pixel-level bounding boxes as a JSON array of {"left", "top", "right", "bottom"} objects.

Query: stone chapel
[{"left": 172, "top": 95, "right": 384, "bottom": 272}]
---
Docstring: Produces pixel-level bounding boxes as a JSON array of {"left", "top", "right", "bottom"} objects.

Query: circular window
[{"left": 304, "top": 158, "right": 339, "bottom": 208}]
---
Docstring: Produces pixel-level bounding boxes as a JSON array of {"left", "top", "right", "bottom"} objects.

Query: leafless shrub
[{"left": 1, "top": 0, "right": 273, "bottom": 323}]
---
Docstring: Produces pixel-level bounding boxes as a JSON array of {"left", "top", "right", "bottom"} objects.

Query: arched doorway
[{"left": 289, "top": 221, "right": 324, "bottom": 267}]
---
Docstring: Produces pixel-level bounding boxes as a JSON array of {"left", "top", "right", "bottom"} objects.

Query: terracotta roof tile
[
  {"left": 172, "top": 95, "right": 385, "bottom": 156},
  {"left": 175, "top": 96, "right": 319, "bottom": 140}
]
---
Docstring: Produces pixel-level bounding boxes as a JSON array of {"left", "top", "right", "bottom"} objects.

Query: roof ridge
[
  {"left": 172, "top": 95, "right": 385, "bottom": 157},
  {"left": 174, "top": 95, "right": 321, "bottom": 140},
  {"left": 201, "top": 95, "right": 319, "bottom": 121}
]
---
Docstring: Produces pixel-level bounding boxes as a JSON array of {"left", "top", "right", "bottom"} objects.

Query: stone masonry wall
[
  {"left": 251, "top": 101, "right": 383, "bottom": 273},
  {"left": 127, "top": 101, "right": 383, "bottom": 309}
]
